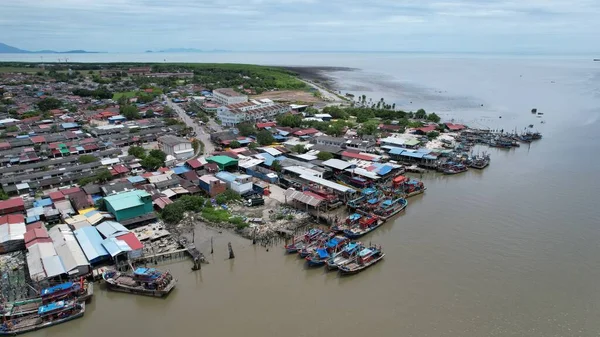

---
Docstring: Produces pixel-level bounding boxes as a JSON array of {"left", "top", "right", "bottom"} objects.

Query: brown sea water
[{"left": 4, "top": 53, "right": 597, "bottom": 336}]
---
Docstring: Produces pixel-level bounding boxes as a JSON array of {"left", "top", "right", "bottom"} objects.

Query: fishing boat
[
  {"left": 1, "top": 280, "right": 92, "bottom": 319},
  {"left": 469, "top": 153, "right": 491, "bottom": 169},
  {"left": 298, "top": 232, "right": 334, "bottom": 258},
  {"left": 0, "top": 300, "right": 85, "bottom": 336},
  {"left": 392, "top": 175, "right": 427, "bottom": 197},
  {"left": 331, "top": 213, "right": 361, "bottom": 233},
  {"left": 343, "top": 214, "right": 384, "bottom": 239},
  {"left": 326, "top": 242, "right": 362, "bottom": 270},
  {"left": 284, "top": 228, "right": 324, "bottom": 254},
  {"left": 346, "top": 188, "right": 378, "bottom": 209},
  {"left": 338, "top": 246, "right": 385, "bottom": 275},
  {"left": 305, "top": 248, "right": 331, "bottom": 267},
  {"left": 102, "top": 267, "right": 176, "bottom": 297},
  {"left": 372, "top": 198, "right": 408, "bottom": 221}
]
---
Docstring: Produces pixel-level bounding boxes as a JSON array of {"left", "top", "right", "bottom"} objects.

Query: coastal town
[{"left": 0, "top": 62, "right": 542, "bottom": 334}]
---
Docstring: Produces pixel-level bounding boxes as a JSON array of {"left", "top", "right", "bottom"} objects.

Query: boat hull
[
  {"left": 0, "top": 303, "right": 85, "bottom": 336},
  {"left": 104, "top": 280, "right": 176, "bottom": 297},
  {"left": 339, "top": 254, "right": 385, "bottom": 276}
]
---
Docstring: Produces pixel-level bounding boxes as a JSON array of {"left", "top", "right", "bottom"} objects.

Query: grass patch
[
  {"left": 202, "top": 207, "right": 231, "bottom": 223},
  {"left": 112, "top": 91, "right": 137, "bottom": 100},
  {"left": 0, "top": 67, "right": 42, "bottom": 73}
]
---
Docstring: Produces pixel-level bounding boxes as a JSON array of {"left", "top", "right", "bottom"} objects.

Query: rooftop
[
  {"left": 103, "top": 190, "right": 151, "bottom": 211},
  {"left": 214, "top": 88, "right": 246, "bottom": 97}
]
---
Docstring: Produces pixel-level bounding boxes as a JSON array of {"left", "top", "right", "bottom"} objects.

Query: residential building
[
  {"left": 217, "top": 100, "right": 291, "bottom": 127},
  {"left": 48, "top": 225, "right": 91, "bottom": 277},
  {"left": 346, "top": 139, "right": 376, "bottom": 152},
  {"left": 206, "top": 155, "right": 238, "bottom": 171},
  {"left": 158, "top": 135, "right": 194, "bottom": 160},
  {"left": 215, "top": 172, "right": 253, "bottom": 195},
  {"left": 103, "top": 190, "right": 153, "bottom": 222},
  {"left": 198, "top": 174, "right": 227, "bottom": 197},
  {"left": 0, "top": 197, "right": 25, "bottom": 215},
  {"left": 212, "top": 88, "right": 248, "bottom": 106}
]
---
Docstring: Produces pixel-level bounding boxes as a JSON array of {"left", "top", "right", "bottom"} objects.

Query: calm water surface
[{"left": 6, "top": 53, "right": 598, "bottom": 336}]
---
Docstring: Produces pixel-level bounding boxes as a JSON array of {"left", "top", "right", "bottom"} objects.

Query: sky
[{"left": 1, "top": 0, "right": 599, "bottom": 53}]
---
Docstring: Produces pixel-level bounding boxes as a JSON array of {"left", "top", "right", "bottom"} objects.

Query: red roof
[
  {"left": 24, "top": 227, "right": 49, "bottom": 244},
  {"left": 142, "top": 172, "right": 155, "bottom": 178},
  {"left": 61, "top": 187, "right": 81, "bottom": 196},
  {"left": 415, "top": 125, "right": 437, "bottom": 133},
  {"left": 48, "top": 191, "right": 65, "bottom": 201},
  {"left": 30, "top": 135, "right": 46, "bottom": 143},
  {"left": 0, "top": 214, "right": 25, "bottom": 225},
  {"left": 153, "top": 197, "right": 173, "bottom": 210},
  {"left": 0, "top": 197, "right": 25, "bottom": 211},
  {"left": 112, "top": 164, "right": 130, "bottom": 174},
  {"left": 341, "top": 151, "right": 377, "bottom": 161},
  {"left": 303, "top": 191, "right": 326, "bottom": 200},
  {"left": 83, "top": 144, "right": 99, "bottom": 151},
  {"left": 26, "top": 221, "right": 44, "bottom": 231},
  {"left": 379, "top": 124, "right": 402, "bottom": 131},
  {"left": 144, "top": 88, "right": 154, "bottom": 93},
  {"left": 293, "top": 128, "right": 319, "bottom": 136},
  {"left": 445, "top": 123, "right": 466, "bottom": 131},
  {"left": 158, "top": 167, "right": 171, "bottom": 173},
  {"left": 186, "top": 158, "right": 203, "bottom": 169},
  {"left": 256, "top": 122, "right": 277, "bottom": 129},
  {"left": 116, "top": 232, "right": 143, "bottom": 250},
  {"left": 0, "top": 142, "right": 11, "bottom": 150}
]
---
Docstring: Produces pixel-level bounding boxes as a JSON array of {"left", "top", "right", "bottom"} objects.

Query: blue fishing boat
[
  {"left": 284, "top": 228, "right": 323, "bottom": 254},
  {"left": 339, "top": 246, "right": 385, "bottom": 275},
  {"left": 102, "top": 267, "right": 176, "bottom": 297},
  {"left": 346, "top": 188, "right": 378, "bottom": 209},
  {"left": 343, "top": 214, "right": 384, "bottom": 239},
  {"left": 305, "top": 248, "right": 331, "bottom": 267},
  {"left": 0, "top": 300, "right": 85, "bottom": 336},
  {"left": 372, "top": 197, "right": 408, "bottom": 221},
  {"left": 326, "top": 242, "right": 362, "bottom": 270},
  {"left": 332, "top": 213, "right": 361, "bottom": 233}
]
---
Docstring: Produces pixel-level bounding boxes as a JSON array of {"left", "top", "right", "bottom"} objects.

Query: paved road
[
  {"left": 164, "top": 97, "right": 216, "bottom": 156},
  {"left": 299, "top": 79, "right": 347, "bottom": 103}
]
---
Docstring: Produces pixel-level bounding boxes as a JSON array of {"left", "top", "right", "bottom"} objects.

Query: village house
[
  {"left": 157, "top": 135, "right": 194, "bottom": 160},
  {"left": 212, "top": 88, "right": 248, "bottom": 106}
]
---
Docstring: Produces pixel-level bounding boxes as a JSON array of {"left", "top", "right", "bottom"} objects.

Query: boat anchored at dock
[
  {"left": 102, "top": 267, "right": 176, "bottom": 297},
  {"left": 0, "top": 300, "right": 85, "bottom": 336},
  {"left": 338, "top": 246, "right": 385, "bottom": 275}
]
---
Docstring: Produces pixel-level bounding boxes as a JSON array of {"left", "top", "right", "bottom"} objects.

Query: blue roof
[
  {"left": 96, "top": 221, "right": 129, "bottom": 238},
  {"left": 76, "top": 146, "right": 85, "bottom": 152},
  {"left": 359, "top": 248, "right": 373, "bottom": 257},
  {"left": 423, "top": 155, "right": 437, "bottom": 160},
  {"left": 400, "top": 151, "right": 425, "bottom": 159},
  {"left": 38, "top": 301, "right": 68, "bottom": 315},
  {"left": 108, "top": 116, "right": 126, "bottom": 120},
  {"left": 326, "top": 238, "right": 341, "bottom": 248},
  {"left": 41, "top": 282, "right": 73, "bottom": 296},
  {"left": 34, "top": 198, "right": 53, "bottom": 209},
  {"left": 61, "top": 123, "right": 79, "bottom": 129},
  {"left": 215, "top": 171, "right": 236, "bottom": 183},
  {"left": 276, "top": 129, "right": 290, "bottom": 136},
  {"left": 348, "top": 213, "right": 361, "bottom": 221},
  {"left": 362, "top": 188, "right": 376, "bottom": 195},
  {"left": 127, "top": 176, "right": 147, "bottom": 184},
  {"left": 172, "top": 166, "right": 190, "bottom": 175},
  {"left": 376, "top": 165, "right": 393, "bottom": 176},
  {"left": 26, "top": 215, "right": 40, "bottom": 224},
  {"left": 74, "top": 226, "right": 110, "bottom": 262},
  {"left": 317, "top": 248, "right": 330, "bottom": 259},
  {"left": 389, "top": 148, "right": 407, "bottom": 155},
  {"left": 134, "top": 267, "right": 156, "bottom": 276},
  {"left": 367, "top": 198, "right": 379, "bottom": 204},
  {"left": 84, "top": 210, "right": 100, "bottom": 218},
  {"left": 101, "top": 237, "right": 131, "bottom": 257}
]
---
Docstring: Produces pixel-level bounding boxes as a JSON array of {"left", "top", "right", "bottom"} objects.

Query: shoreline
[{"left": 283, "top": 66, "right": 355, "bottom": 92}]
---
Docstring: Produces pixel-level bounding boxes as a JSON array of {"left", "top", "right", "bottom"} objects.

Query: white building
[
  {"left": 158, "top": 135, "right": 194, "bottom": 160},
  {"left": 212, "top": 88, "right": 248, "bottom": 106},
  {"left": 217, "top": 99, "right": 291, "bottom": 126}
]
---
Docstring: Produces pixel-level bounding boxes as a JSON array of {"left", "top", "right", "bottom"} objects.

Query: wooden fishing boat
[
  {"left": 102, "top": 267, "right": 176, "bottom": 297},
  {"left": 0, "top": 300, "right": 85, "bottom": 336},
  {"left": 338, "top": 246, "right": 385, "bottom": 275},
  {"left": 1, "top": 280, "right": 92, "bottom": 319},
  {"left": 331, "top": 213, "right": 361, "bottom": 233},
  {"left": 346, "top": 188, "right": 378, "bottom": 209},
  {"left": 298, "top": 232, "right": 334, "bottom": 258},
  {"left": 284, "top": 228, "right": 323, "bottom": 254},
  {"left": 343, "top": 214, "right": 385, "bottom": 239},
  {"left": 305, "top": 248, "right": 331, "bottom": 267},
  {"left": 372, "top": 198, "right": 408, "bottom": 221},
  {"left": 443, "top": 163, "right": 468, "bottom": 174},
  {"left": 469, "top": 153, "right": 491, "bottom": 169},
  {"left": 326, "top": 242, "right": 362, "bottom": 270}
]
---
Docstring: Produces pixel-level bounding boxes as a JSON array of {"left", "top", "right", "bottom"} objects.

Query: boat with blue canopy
[
  {"left": 326, "top": 242, "right": 363, "bottom": 270},
  {"left": 0, "top": 300, "right": 85, "bottom": 336},
  {"left": 338, "top": 245, "right": 385, "bottom": 275},
  {"left": 102, "top": 267, "right": 176, "bottom": 297},
  {"left": 305, "top": 248, "right": 331, "bottom": 267}
]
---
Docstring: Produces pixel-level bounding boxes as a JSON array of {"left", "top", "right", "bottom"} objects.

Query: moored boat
[
  {"left": 326, "top": 242, "right": 362, "bottom": 270},
  {"left": 298, "top": 232, "right": 334, "bottom": 258},
  {"left": 442, "top": 162, "right": 468, "bottom": 174},
  {"left": 343, "top": 214, "right": 384, "bottom": 239},
  {"left": 469, "top": 153, "right": 491, "bottom": 169},
  {"left": 338, "top": 246, "right": 385, "bottom": 275},
  {"left": 331, "top": 213, "right": 361, "bottom": 233},
  {"left": 284, "top": 228, "right": 323, "bottom": 254},
  {"left": 102, "top": 267, "right": 176, "bottom": 297},
  {"left": 372, "top": 197, "right": 408, "bottom": 221},
  {"left": 305, "top": 248, "right": 331, "bottom": 267},
  {"left": 0, "top": 300, "right": 85, "bottom": 336}
]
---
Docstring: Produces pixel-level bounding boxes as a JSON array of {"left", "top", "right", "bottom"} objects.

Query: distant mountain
[
  {"left": 145, "top": 48, "right": 231, "bottom": 53},
  {"left": 0, "top": 42, "right": 99, "bottom": 54}
]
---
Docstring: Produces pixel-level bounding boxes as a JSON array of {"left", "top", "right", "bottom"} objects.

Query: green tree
[
  {"left": 256, "top": 130, "right": 275, "bottom": 146},
  {"left": 128, "top": 146, "right": 146, "bottom": 159},
  {"left": 237, "top": 123, "right": 256, "bottom": 137},
  {"left": 37, "top": 97, "right": 62, "bottom": 111},
  {"left": 271, "top": 159, "right": 282, "bottom": 172},
  {"left": 358, "top": 121, "right": 378, "bottom": 136},
  {"left": 229, "top": 140, "right": 241, "bottom": 149},
  {"left": 248, "top": 142, "right": 258, "bottom": 150},
  {"left": 317, "top": 151, "right": 333, "bottom": 161},
  {"left": 120, "top": 104, "right": 140, "bottom": 120},
  {"left": 6, "top": 126, "right": 19, "bottom": 133},
  {"left": 0, "top": 190, "right": 9, "bottom": 200},
  {"left": 192, "top": 139, "right": 200, "bottom": 153},
  {"left": 427, "top": 131, "right": 440, "bottom": 140},
  {"left": 415, "top": 109, "right": 427, "bottom": 119},
  {"left": 78, "top": 155, "right": 98, "bottom": 164},
  {"left": 96, "top": 168, "right": 113, "bottom": 183},
  {"left": 293, "top": 144, "right": 307, "bottom": 154},
  {"left": 329, "top": 121, "right": 346, "bottom": 137},
  {"left": 148, "top": 149, "right": 167, "bottom": 162},
  {"left": 161, "top": 202, "right": 185, "bottom": 224},
  {"left": 426, "top": 112, "right": 441, "bottom": 123},
  {"left": 276, "top": 113, "right": 302, "bottom": 128},
  {"left": 141, "top": 156, "right": 164, "bottom": 171}
]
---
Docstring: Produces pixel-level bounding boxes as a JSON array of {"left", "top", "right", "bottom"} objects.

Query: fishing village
[{"left": 0, "top": 62, "right": 544, "bottom": 335}]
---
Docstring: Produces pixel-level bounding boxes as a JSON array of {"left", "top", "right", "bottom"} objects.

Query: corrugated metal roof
[
  {"left": 74, "top": 226, "right": 109, "bottom": 262},
  {"left": 299, "top": 174, "right": 356, "bottom": 194},
  {"left": 49, "top": 225, "right": 90, "bottom": 273},
  {"left": 42, "top": 255, "right": 67, "bottom": 278},
  {"left": 322, "top": 159, "right": 353, "bottom": 170},
  {"left": 96, "top": 221, "right": 129, "bottom": 238},
  {"left": 104, "top": 190, "right": 150, "bottom": 211},
  {"left": 102, "top": 237, "right": 132, "bottom": 257}
]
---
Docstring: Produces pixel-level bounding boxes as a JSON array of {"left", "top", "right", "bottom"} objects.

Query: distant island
[
  {"left": 145, "top": 48, "right": 231, "bottom": 53},
  {"left": 0, "top": 42, "right": 100, "bottom": 54}
]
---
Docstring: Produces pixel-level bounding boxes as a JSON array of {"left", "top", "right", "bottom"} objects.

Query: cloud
[{"left": 1, "top": 0, "right": 599, "bottom": 52}]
